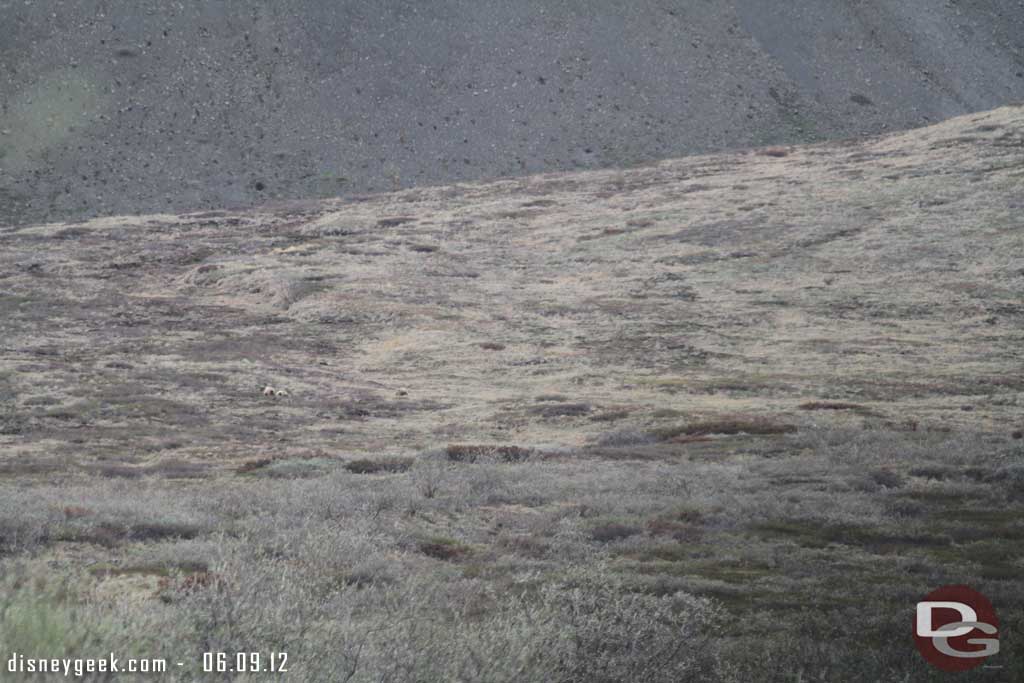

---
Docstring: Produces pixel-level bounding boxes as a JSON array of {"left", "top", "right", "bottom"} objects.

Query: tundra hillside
[{"left": 1, "top": 106, "right": 1023, "bottom": 681}]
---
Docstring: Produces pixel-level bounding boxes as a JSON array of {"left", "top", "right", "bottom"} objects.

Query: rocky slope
[{"left": 1, "top": 0, "right": 1023, "bottom": 225}]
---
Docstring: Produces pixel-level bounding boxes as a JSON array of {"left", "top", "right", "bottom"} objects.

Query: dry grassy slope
[{"left": 2, "top": 106, "right": 1023, "bottom": 470}]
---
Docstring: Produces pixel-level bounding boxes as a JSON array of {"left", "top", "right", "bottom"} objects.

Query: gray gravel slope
[{"left": 1, "top": 0, "right": 1022, "bottom": 225}]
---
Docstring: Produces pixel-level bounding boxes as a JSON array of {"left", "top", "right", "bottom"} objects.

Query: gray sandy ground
[{"left": 1, "top": 0, "right": 1022, "bottom": 226}]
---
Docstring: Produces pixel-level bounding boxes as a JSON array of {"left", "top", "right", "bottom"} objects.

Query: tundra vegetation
[{"left": 1, "top": 107, "right": 1023, "bottom": 680}]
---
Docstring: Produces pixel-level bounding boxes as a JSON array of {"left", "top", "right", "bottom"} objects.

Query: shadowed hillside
[
  {"left": 1, "top": 0, "right": 1022, "bottom": 226},
  {"left": 0, "top": 107, "right": 1022, "bottom": 680}
]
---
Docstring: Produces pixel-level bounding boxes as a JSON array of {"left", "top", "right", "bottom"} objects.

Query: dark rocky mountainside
[{"left": 2, "top": 0, "right": 1022, "bottom": 225}]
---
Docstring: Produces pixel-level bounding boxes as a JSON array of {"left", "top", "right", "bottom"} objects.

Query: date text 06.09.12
[{"left": 202, "top": 652, "right": 288, "bottom": 674}]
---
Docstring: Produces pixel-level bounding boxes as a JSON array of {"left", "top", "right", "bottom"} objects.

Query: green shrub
[{"left": 0, "top": 575, "right": 159, "bottom": 678}]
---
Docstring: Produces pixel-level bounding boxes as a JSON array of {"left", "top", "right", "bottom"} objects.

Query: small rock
[{"left": 396, "top": 388, "right": 409, "bottom": 397}]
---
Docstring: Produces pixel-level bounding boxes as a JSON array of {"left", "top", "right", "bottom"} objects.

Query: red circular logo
[{"left": 914, "top": 585, "right": 999, "bottom": 672}]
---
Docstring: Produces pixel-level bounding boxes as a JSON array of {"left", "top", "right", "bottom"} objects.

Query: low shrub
[
  {"left": 530, "top": 403, "right": 592, "bottom": 418},
  {"left": 417, "top": 536, "right": 471, "bottom": 561},
  {"left": 590, "top": 522, "right": 643, "bottom": 543},
  {"left": 345, "top": 457, "right": 414, "bottom": 474},
  {"left": 445, "top": 444, "right": 533, "bottom": 463},
  {"left": 869, "top": 468, "right": 906, "bottom": 489},
  {"left": 654, "top": 417, "right": 797, "bottom": 440},
  {"left": 235, "top": 457, "right": 273, "bottom": 474},
  {"left": 595, "top": 428, "right": 657, "bottom": 447}
]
